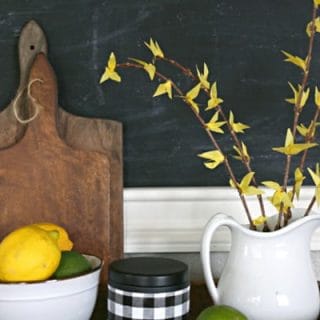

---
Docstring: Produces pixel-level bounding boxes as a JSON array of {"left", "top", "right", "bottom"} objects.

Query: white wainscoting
[{"left": 124, "top": 186, "right": 320, "bottom": 253}]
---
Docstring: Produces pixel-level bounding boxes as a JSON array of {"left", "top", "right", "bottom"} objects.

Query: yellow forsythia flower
[
  {"left": 253, "top": 216, "right": 267, "bottom": 226},
  {"left": 306, "top": 17, "right": 320, "bottom": 37},
  {"left": 229, "top": 172, "right": 264, "bottom": 196},
  {"left": 206, "top": 82, "right": 224, "bottom": 110},
  {"left": 294, "top": 167, "right": 305, "bottom": 200},
  {"left": 297, "top": 123, "right": 309, "bottom": 137},
  {"left": 285, "top": 82, "right": 310, "bottom": 109},
  {"left": 197, "top": 63, "right": 210, "bottom": 90},
  {"left": 99, "top": 52, "right": 121, "bottom": 83},
  {"left": 297, "top": 121, "right": 318, "bottom": 139},
  {"left": 153, "top": 80, "right": 172, "bottom": 99},
  {"left": 229, "top": 111, "right": 250, "bottom": 133},
  {"left": 307, "top": 165, "right": 320, "bottom": 206},
  {"left": 206, "top": 112, "right": 226, "bottom": 133},
  {"left": 262, "top": 181, "right": 293, "bottom": 213},
  {"left": 281, "top": 51, "right": 307, "bottom": 72},
  {"left": 129, "top": 58, "right": 156, "bottom": 80},
  {"left": 233, "top": 141, "right": 250, "bottom": 162},
  {"left": 145, "top": 38, "right": 164, "bottom": 58},
  {"left": 262, "top": 181, "right": 281, "bottom": 191},
  {"left": 315, "top": 86, "right": 320, "bottom": 108},
  {"left": 197, "top": 150, "right": 224, "bottom": 169},
  {"left": 272, "top": 128, "right": 317, "bottom": 155},
  {"left": 184, "top": 83, "right": 201, "bottom": 113}
]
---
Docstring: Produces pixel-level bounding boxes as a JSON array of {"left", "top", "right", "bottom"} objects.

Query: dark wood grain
[{"left": 0, "top": 22, "right": 123, "bottom": 285}]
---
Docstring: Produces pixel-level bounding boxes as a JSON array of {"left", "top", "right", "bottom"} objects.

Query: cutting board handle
[
  {"left": 18, "top": 20, "right": 48, "bottom": 90},
  {"left": 0, "top": 20, "right": 48, "bottom": 149}
]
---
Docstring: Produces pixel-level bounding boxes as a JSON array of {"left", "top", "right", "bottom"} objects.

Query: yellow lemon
[
  {"left": 34, "top": 222, "right": 73, "bottom": 251},
  {"left": 0, "top": 225, "right": 61, "bottom": 282}
]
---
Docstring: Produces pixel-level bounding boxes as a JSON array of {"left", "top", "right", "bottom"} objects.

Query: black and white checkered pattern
[{"left": 108, "top": 285, "right": 190, "bottom": 320}]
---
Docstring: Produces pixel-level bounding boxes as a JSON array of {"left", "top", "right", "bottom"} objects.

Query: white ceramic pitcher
[{"left": 201, "top": 212, "right": 320, "bottom": 320}]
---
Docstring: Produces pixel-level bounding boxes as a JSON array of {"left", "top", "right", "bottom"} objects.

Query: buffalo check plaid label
[{"left": 108, "top": 285, "right": 190, "bottom": 320}]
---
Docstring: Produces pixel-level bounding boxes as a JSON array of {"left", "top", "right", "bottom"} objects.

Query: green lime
[
  {"left": 196, "top": 305, "right": 248, "bottom": 320},
  {"left": 53, "top": 251, "right": 92, "bottom": 279}
]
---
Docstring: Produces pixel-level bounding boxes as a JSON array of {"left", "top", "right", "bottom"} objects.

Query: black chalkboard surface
[{"left": 0, "top": 0, "right": 319, "bottom": 187}]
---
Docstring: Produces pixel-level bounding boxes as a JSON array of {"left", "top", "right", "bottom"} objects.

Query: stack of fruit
[{"left": 0, "top": 223, "right": 92, "bottom": 282}]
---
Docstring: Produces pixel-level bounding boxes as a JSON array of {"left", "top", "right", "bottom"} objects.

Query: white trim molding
[{"left": 124, "top": 186, "right": 320, "bottom": 253}]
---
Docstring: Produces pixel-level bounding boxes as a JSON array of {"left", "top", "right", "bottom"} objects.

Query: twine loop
[{"left": 12, "top": 78, "right": 44, "bottom": 124}]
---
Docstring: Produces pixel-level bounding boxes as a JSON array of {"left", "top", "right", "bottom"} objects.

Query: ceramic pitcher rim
[{"left": 234, "top": 209, "right": 320, "bottom": 238}]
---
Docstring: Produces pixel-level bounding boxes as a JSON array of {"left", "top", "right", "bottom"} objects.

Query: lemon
[
  {"left": 53, "top": 251, "right": 92, "bottom": 279},
  {"left": 34, "top": 222, "right": 73, "bottom": 251},
  {"left": 0, "top": 225, "right": 61, "bottom": 282},
  {"left": 197, "top": 305, "right": 248, "bottom": 320}
]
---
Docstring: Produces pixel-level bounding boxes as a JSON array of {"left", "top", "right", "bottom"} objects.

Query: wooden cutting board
[{"left": 0, "top": 21, "right": 123, "bottom": 285}]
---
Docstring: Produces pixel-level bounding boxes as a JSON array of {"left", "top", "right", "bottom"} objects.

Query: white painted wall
[
  {"left": 124, "top": 186, "right": 320, "bottom": 253},
  {"left": 123, "top": 187, "right": 320, "bottom": 280}
]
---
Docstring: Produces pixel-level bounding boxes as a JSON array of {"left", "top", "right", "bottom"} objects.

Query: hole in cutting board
[{"left": 30, "top": 45, "right": 35, "bottom": 50}]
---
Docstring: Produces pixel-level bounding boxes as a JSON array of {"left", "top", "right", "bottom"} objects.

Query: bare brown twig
[
  {"left": 278, "top": 5, "right": 317, "bottom": 228},
  {"left": 118, "top": 61, "right": 256, "bottom": 229},
  {"left": 159, "top": 55, "right": 267, "bottom": 225},
  {"left": 113, "top": 4, "right": 318, "bottom": 231}
]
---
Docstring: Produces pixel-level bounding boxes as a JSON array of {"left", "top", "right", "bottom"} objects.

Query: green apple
[{"left": 196, "top": 305, "right": 248, "bottom": 320}]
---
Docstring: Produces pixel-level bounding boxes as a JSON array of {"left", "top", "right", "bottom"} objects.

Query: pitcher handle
[{"left": 201, "top": 213, "right": 240, "bottom": 304}]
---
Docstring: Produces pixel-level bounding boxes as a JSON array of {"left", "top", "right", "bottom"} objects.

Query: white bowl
[{"left": 0, "top": 254, "right": 102, "bottom": 320}]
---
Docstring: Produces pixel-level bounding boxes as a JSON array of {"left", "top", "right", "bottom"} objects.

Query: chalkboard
[{"left": 0, "top": 0, "right": 319, "bottom": 187}]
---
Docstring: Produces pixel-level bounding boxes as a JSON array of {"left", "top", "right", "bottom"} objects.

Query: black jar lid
[{"left": 108, "top": 257, "right": 189, "bottom": 293}]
